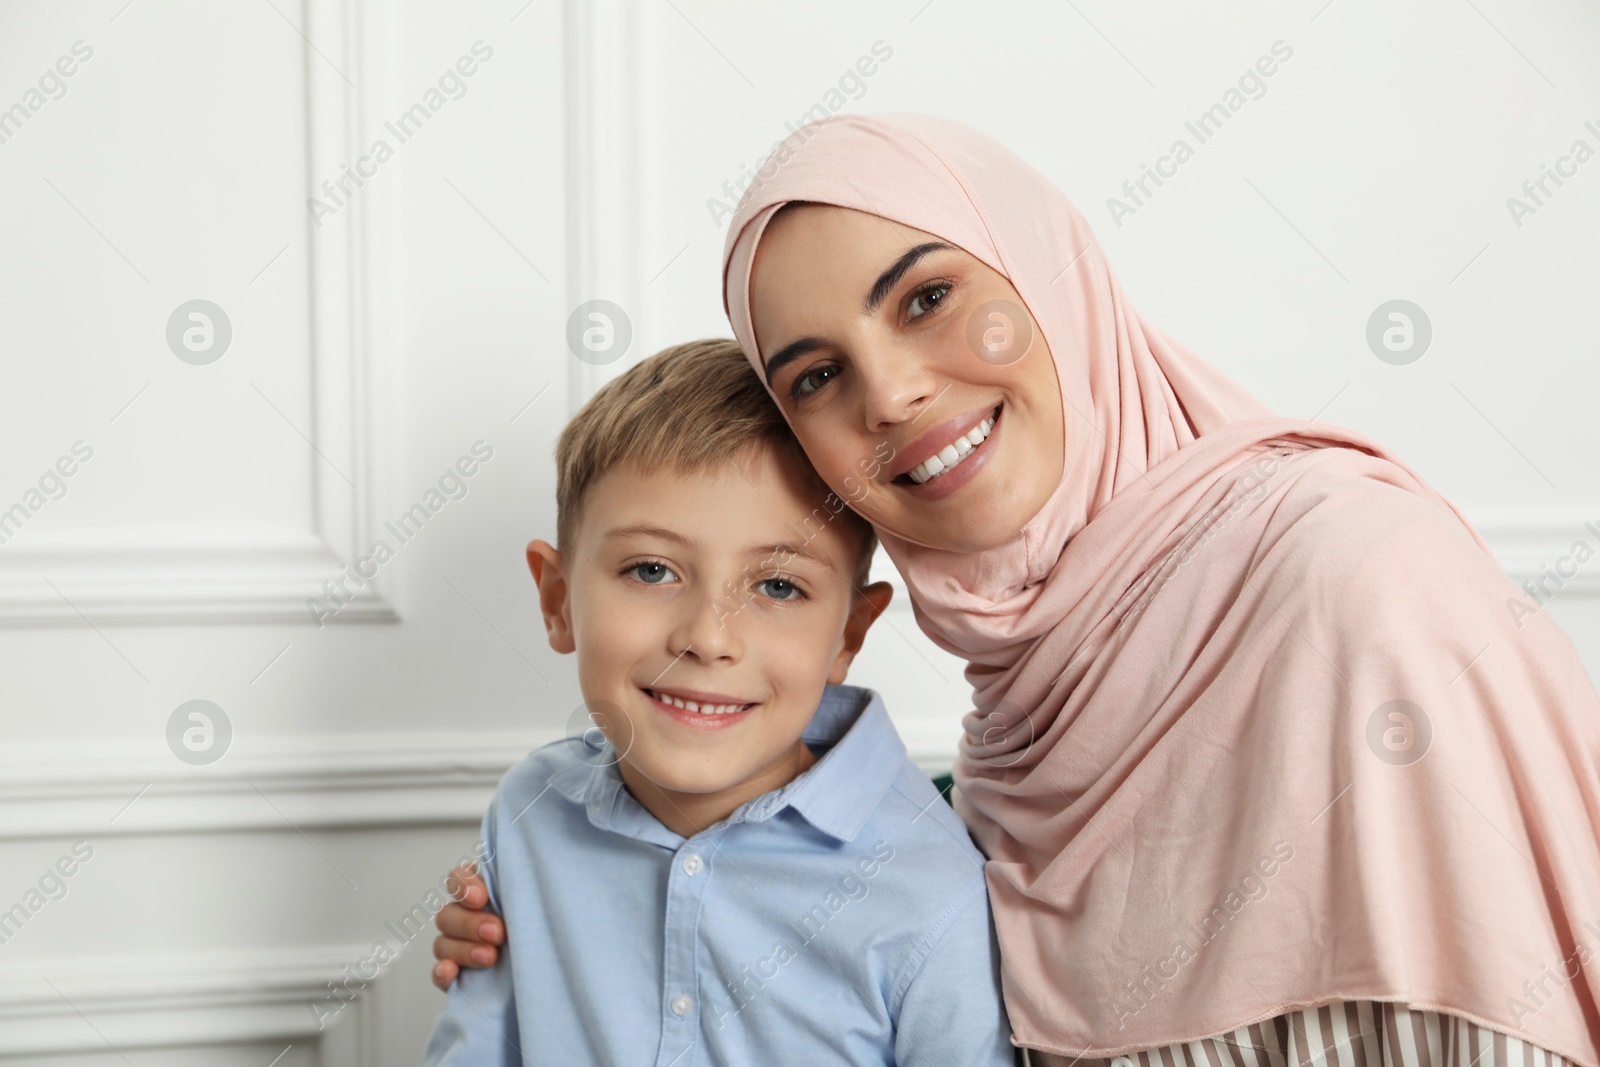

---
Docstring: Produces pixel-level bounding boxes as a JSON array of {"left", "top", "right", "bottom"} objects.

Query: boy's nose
[{"left": 666, "top": 588, "right": 742, "bottom": 664}]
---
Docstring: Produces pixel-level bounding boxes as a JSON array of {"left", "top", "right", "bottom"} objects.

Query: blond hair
[{"left": 555, "top": 338, "right": 877, "bottom": 589}]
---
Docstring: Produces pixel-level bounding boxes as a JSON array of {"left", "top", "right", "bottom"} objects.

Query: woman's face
[{"left": 748, "top": 203, "right": 1066, "bottom": 553}]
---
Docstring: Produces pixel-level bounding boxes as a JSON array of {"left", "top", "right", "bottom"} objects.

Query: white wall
[{"left": 0, "top": 0, "right": 1595, "bottom": 1062}]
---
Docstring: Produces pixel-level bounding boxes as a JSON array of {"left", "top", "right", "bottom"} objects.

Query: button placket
[{"left": 656, "top": 836, "right": 716, "bottom": 1064}]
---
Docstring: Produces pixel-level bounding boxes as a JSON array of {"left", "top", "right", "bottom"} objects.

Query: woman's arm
[{"left": 431, "top": 864, "right": 504, "bottom": 990}]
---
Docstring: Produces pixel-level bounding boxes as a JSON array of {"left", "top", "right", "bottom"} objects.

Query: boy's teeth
[
  {"left": 908, "top": 416, "right": 994, "bottom": 485},
  {"left": 650, "top": 690, "right": 747, "bottom": 715}
]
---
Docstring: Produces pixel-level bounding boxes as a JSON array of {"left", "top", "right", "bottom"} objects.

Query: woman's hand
[{"left": 430, "top": 864, "right": 504, "bottom": 991}]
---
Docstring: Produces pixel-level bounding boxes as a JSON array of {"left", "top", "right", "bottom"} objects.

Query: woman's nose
[{"left": 858, "top": 342, "right": 940, "bottom": 432}]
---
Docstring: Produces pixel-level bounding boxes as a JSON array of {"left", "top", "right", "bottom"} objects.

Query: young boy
[{"left": 421, "top": 339, "right": 1013, "bottom": 1065}]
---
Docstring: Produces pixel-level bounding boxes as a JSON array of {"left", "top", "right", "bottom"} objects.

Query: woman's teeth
[
  {"left": 908, "top": 416, "right": 995, "bottom": 485},
  {"left": 648, "top": 690, "right": 750, "bottom": 715}
]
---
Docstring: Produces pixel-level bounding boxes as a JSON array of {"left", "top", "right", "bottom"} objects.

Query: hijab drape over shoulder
[{"left": 722, "top": 114, "right": 1600, "bottom": 1064}]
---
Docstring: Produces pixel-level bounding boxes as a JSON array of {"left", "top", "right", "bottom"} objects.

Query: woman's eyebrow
[
  {"left": 863, "top": 241, "right": 955, "bottom": 315},
  {"left": 764, "top": 337, "right": 827, "bottom": 385}
]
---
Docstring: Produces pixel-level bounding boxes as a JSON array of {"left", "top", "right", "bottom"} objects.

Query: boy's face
[{"left": 529, "top": 443, "right": 890, "bottom": 832}]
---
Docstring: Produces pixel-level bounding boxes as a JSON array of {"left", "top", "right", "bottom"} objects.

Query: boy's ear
[
  {"left": 826, "top": 580, "right": 894, "bottom": 685},
  {"left": 526, "top": 539, "right": 576, "bottom": 654}
]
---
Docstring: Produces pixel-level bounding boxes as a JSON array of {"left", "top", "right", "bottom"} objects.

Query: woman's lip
[
  {"left": 895, "top": 405, "right": 1002, "bottom": 502},
  {"left": 640, "top": 687, "right": 758, "bottom": 729},
  {"left": 884, "top": 403, "right": 1000, "bottom": 480}
]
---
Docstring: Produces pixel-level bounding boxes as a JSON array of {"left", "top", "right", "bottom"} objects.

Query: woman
[{"left": 436, "top": 114, "right": 1600, "bottom": 1066}]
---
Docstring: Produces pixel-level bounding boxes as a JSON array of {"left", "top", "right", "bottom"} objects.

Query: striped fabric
[{"left": 1025, "top": 1003, "right": 1570, "bottom": 1067}]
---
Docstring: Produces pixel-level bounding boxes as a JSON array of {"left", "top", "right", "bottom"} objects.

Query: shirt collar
[
  {"left": 765, "top": 684, "right": 904, "bottom": 842},
  {"left": 553, "top": 685, "right": 905, "bottom": 845}
]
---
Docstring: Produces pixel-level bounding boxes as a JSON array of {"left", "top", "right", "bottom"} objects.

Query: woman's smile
[{"left": 887, "top": 403, "right": 1003, "bottom": 501}]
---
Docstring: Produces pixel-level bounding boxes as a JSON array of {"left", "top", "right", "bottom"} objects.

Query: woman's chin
[{"left": 877, "top": 508, "right": 1027, "bottom": 554}]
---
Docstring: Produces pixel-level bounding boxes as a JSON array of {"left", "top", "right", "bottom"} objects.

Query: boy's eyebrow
[
  {"left": 603, "top": 523, "right": 695, "bottom": 547},
  {"left": 762, "top": 241, "right": 956, "bottom": 386},
  {"left": 753, "top": 542, "right": 836, "bottom": 573}
]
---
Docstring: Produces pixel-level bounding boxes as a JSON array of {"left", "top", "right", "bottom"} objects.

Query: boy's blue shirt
[{"left": 422, "top": 683, "right": 1014, "bottom": 1066}]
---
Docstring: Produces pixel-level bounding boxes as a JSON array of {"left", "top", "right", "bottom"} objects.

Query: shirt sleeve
[
  {"left": 421, "top": 795, "right": 524, "bottom": 1066},
  {"left": 892, "top": 876, "right": 1016, "bottom": 1067},
  {"left": 420, "top": 956, "right": 523, "bottom": 1066}
]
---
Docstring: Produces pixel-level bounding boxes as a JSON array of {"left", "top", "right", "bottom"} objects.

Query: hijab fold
[{"left": 723, "top": 114, "right": 1600, "bottom": 1064}]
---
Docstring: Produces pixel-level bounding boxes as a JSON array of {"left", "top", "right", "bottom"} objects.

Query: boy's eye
[
  {"left": 626, "top": 561, "right": 677, "bottom": 585},
  {"left": 757, "top": 576, "right": 805, "bottom": 601},
  {"left": 906, "top": 282, "right": 950, "bottom": 321},
  {"left": 791, "top": 363, "right": 840, "bottom": 400}
]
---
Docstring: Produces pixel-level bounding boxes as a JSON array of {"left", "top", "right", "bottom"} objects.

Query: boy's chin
[
  {"left": 620, "top": 753, "right": 742, "bottom": 797},
  {"left": 636, "top": 765, "right": 751, "bottom": 798}
]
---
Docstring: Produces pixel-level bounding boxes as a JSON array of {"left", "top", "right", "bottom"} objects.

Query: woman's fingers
[
  {"left": 430, "top": 865, "right": 502, "bottom": 992},
  {"left": 435, "top": 900, "right": 504, "bottom": 946},
  {"left": 433, "top": 933, "right": 500, "bottom": 970},
  {"left": 446, "top": 864, "right": 488, "bottom": 908}
]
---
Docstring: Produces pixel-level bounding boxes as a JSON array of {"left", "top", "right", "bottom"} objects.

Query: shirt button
[
  {"left": 670, "top": 994, "right": 693, "bottom": 1016},
  {"left": 681, "top": 853, "right": 703, "bottom": 876}
]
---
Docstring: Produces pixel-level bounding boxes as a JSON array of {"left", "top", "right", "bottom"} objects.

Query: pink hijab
[{"left": 723, "top": 114, "right": 1600, "bottom": 1062}]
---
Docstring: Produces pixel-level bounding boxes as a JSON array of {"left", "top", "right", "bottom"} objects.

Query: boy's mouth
[
  {"left": 890, "top": 404, "right": 1002, "bottom": 489},
  {"left": 641, "top": 687, "right": 759, "bottom": 724}
]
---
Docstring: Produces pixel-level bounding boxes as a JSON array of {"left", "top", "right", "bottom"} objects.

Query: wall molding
[
  {"left": 1477, "top": 517, "right": 1600, "bottom": 595},
  {"left": 562, "top": 0, "right": 647, "bottom": 416},
  {"left": 0, "top": 0, "right": 396, "bottom": 629},
  {"left": 0, "top": 729, "right": 556, "bottom": 840},
  {"left": 0, "top": 540, "right": 396, "bottom": 627},
  {"left": 0, "top": 943, "right": 373, "bottom": 1058}
]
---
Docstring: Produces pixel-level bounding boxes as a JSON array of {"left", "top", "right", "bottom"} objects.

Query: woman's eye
[
  {"left": 906, "top": 283, "right": 950, "bottom": 321},
  {"left": 757, "top": 576, "right": 804, "bottom": 601},
  {"left": 626, "top": 562, "right": 676, "bottom": 585},
  {"left": 792, "top": 363, "right": 839, "bottom": 399}
]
